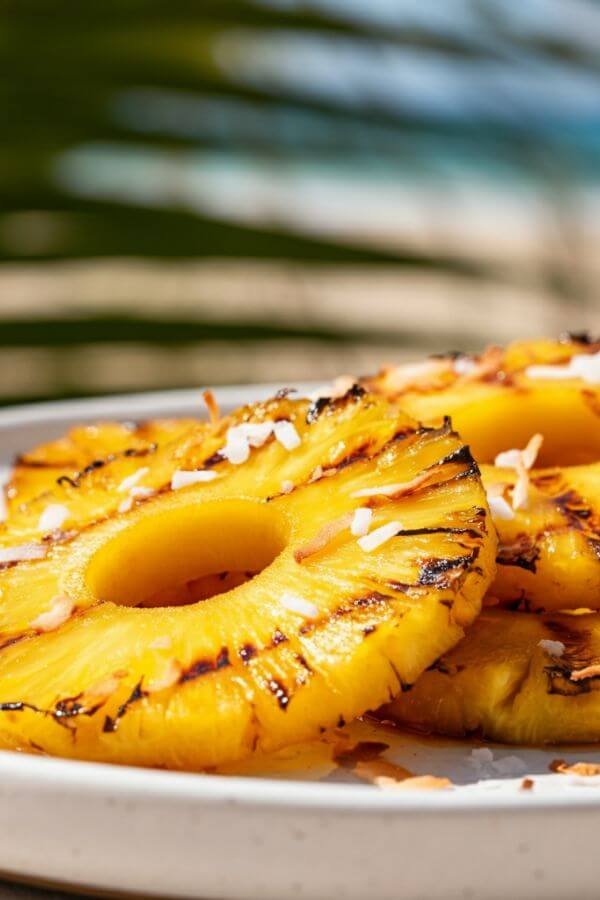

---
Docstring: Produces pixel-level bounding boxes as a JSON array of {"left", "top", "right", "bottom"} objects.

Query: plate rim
[{"left": 1, "top": 385, "right": 600, "bottom": 816}]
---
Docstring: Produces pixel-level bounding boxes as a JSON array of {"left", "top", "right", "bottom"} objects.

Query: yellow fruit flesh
[
  {"left": 382, "top": 608, "right": 600, "bottom": 745},
  {"left": 6, "top": 419, "right": 198, "bottom": 511},
  {"left": 481, "top": 462, "right": 600, "bottom": 612},
  {"left": 364, "top": 338, "right": 600, "bottom": 465},
  {"left": 0, "top": 393, "right": 496, "bottom": 769}
]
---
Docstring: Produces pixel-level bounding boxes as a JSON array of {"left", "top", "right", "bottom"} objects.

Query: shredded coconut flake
[
  {"left": 281, "top": 480, "right": 294, "bottom": 494},
  {"left": 452, "top": 356, "right": 478, "bottom": 376},
  {"left": 31, "top": 594, "right": 74, "bottom": 632},
  {"left": 487, "top": 493, "right": 515, "bottom": 521},
  {"left": 118, "top": 467, "right": 149, "bottom": 493},
  {"left": 0, "top": 542, "right": 48, "bottom": 565},
  {"left": 273, "top": 420, "right": 301, "bottom": 451},
  {"left": 38, "top": 503, "right": 69, "bottom": 533},
  {"left": 494, "top": 434, "right": 543, "bottom": 511},
  {"left": 118, "top": 496, "right": 133, "bottom": 514},
  {"left": 146, "top": 659, "right": 182, "bottom": 693},
  {"left": 538, "top": 639, "right": 565, "bottom": 658},
  {"left": 308, "top": 375, "right": 356, "bottom": 402},
  {"left": 171, "top": 469, "right": 218, "bottom": 490},
  {"left": 280, "top": 592, "right": 319, "bottom": 620},
  {"left": 358, "top": 521, "right": 401, "bottom": 553},
  {"left": 352, "top": 471, "right": 432, "bottom": 500},
  {"left": 526, "top": 351, "right": 600, "bottom": 385},
  {"left": 294, "top": 513, "right": 353, "bottom": 563},
  {"left": 202, "top": 388, "right": 220, "bottom": 424},
  {"left": 468, "top": 747, "right": 527, "bottom": 778},
  {"left": 351, "top": 507, "right": 372, "bottom": 537},
  {"left": 222, "top": 427, "right": 251, "bottom": 465}
]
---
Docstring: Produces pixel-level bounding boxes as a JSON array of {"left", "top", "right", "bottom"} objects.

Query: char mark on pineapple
[
  {"left": 179, "top": 647, "right": 231, "bottom": 684},
  {"left": 103, "top": 681, "right": 147, "bottom": 733},
  {"left": 305, "top": 384, "right": 365, "bottom": 425}
]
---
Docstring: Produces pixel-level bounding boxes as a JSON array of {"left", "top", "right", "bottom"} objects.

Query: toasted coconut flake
[
  {"left": 381, "top": 358, "right": 453, "bottom": 393},
  {"left": 520, "top": 777, "right": 535, "bottom": 791},
  {"left": 569, "top": 663, "right": 600, "bottom": 682},
  {"left": 38, "top": 503, "right": 70, "bottom": 533},
  {"left": 280, "top": 479, "right": 295, "bottom": 494},
  {"left": 30, "top": 594, "right": 74, "bottom": 632},
  {"left": 495, "top": 434, "right": 543, "bottom": 511},
  {"left": 350, "top": 507, "right": 372, "bottom": 537},
  {"left": 354, "top": 758, "right": 414, "bottom": 784},
  {"left": 455, "top": 345, "right": 503, "bottom": 383},
  {"left": 358, "top": 521, "right": 401, "bottom": 553},
  {"left": 352, "top": 470, "right": 432, "bottom": 500},
  {"left": 0, "top": 542, "right": 48, "bottom": 565},
  {"left": 202, "top": 389, "right": 220, "bottom": 425},
  {"left": 171, "top": 469, "right": 218, "bottom": 490},
  {"left": 550, "top": 759, "right": 600, "bottom": 776},
  {"left": 309, "top": 465, "right": 323, "bottom": 483},
  {"left": 526, "top": 351, "right": 600, "bottom": 385},
  {"left": 487, "top": 494, "right": 515, "bottom": 521},
  {"left": 84, "top": 672, "right": 125, "bottom": 702},
  {"left": 538, "top": 639, "right": 565, "bottom": 658},
  {"left": 362, "top": 766, "right": 452, "bottom": 792},
  {"left": 279, "top": 591, "right": 319, "bottom": 620},
  {"left": 294, "top": 513, "right": 353, "bottom": 563},
  {"left": 146, "top": 659, "right": 182, "bottom": 693},
  {"left": 309, "top": 375, "right": 356, "bottom": 402},
  {"left": 273, "top": 420, "right": 301, "bottom": 451},
  {"left": 118, "top": 467, "right": 149, "bottom": 493}
]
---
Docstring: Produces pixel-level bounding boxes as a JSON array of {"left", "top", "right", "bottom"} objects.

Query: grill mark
[
  {"left": 239, "top": 643, "right": 257, "bottom": 663},
  {"left": 179, "top": 647, "right": 231, "bottom": 684},
  {"left": 563, "top": 331, "right": 599, "bottom": 346},
  {"left": 542, "top": 619, "right": 600, "bottom": 695},
  {"left": 15, "top": 458, "right": 78, "bottom": 470},
  {"left": 267, "top": 678, "right": 290, "bottom": 710},
  {"left": 396, "top": 526, "right": 482, "bottom": 540},
  {"left": 305, "top": 384, "right": 365, "bottom": 425},
  {"left": 270, "top": 629, "right": 288, "bottom": 647},
  {"left": 433, "top": 444, "right": 479, "bottom": 475},
  {"left": 0, "top": 633, "right": 27, "bottom": 652},
  {"left": 103, "top": 681, "right": 147, "bottom": 733},
  {"left": 497, "top": 535, "right": 540, "bottom": 573},
  {"left": 418, "top": 550, "right": 478, "bottom": 587}
]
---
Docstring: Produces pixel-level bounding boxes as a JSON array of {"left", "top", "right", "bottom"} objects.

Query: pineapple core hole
[{"left": 86, "top": 499, "right": 287, "bottom": 609}]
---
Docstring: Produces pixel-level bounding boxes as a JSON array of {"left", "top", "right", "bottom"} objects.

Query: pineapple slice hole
[{"left": 85, "top": 498, "right": 288, "bottom": 609}]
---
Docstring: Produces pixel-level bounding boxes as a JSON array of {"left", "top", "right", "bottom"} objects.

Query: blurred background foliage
[{"left": 1, "top": 0, "right": 599, "bottom": 403}]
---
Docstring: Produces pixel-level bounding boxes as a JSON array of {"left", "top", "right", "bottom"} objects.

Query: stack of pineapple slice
[
  {"left": 367, "top": 334, "right": 600, "bottom": 744},
  {"left": 0, "top": 390, "right": 496, "bottom": 768},
  {"left": 0, "top": 333, "right": 598, "bottom": 769}
]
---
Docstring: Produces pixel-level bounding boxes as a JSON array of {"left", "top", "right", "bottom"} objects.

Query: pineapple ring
[
  {"left": 480, "top": 461, "right": 600, "bottom": 612},
  {"left": 362, "top": 336, "right": 600, "bottom": 465},
  {"left": 6, "top": 418, "right": 198, "bottom": 512},
  {"left": 381, "top": 608, "right": 600, "bottom": 745},
  {"left": 0, "top": 392, "right": 496, "bottom": 769}
]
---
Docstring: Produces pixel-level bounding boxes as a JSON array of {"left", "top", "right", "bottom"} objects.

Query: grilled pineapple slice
[
  {"left": 0, "top": 391, "right": 495, "bottom": 769},
  {"left": 382, "top": 608, "right": 600, "bottom": 745},
  {"left": 363, "top": 336, "right": 600, "bottom": 465},
  {"left": 6, "top": 418, "right": 197, "bottom": 512},
  {"left": 481, "top": 462, "right": 600, "bottom": 612}
]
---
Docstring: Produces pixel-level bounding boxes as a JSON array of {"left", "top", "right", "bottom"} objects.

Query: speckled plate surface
[{"left": 1, "top": 388, "right": 600, "bottom": 900}]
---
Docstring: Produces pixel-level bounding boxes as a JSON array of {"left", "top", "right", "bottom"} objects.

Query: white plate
[{"left": 1, "top": 387, "right": 600, "bottom": 900}]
